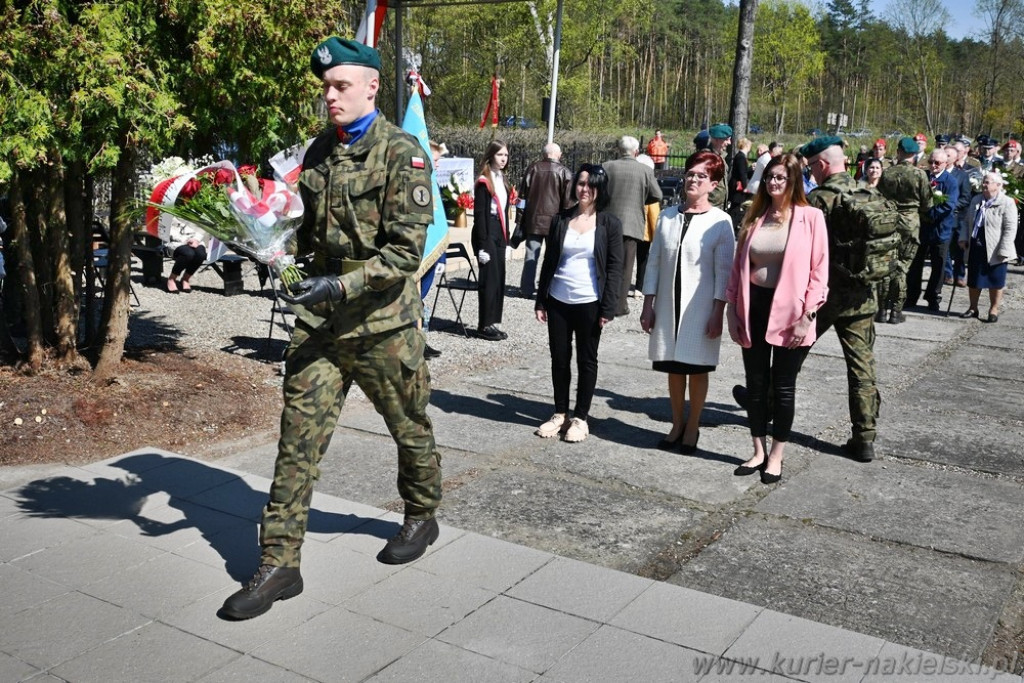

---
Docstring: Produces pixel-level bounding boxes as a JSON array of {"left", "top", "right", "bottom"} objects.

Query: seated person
[{"left": 165, "top": 220, "right": 207, "bottom": 293}]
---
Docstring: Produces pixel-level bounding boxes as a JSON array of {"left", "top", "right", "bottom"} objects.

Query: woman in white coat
[
  {"left": 640, "top": 150, "right": 735, "bottom": 454},
  {"left": 958, "top": 171, "right": 1018, "bottom": 323}
]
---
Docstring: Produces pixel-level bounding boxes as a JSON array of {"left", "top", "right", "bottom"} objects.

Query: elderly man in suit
[
  {"left": 604, "top": 135, "right": 663, "bottom": 316},
  {"left": 907, "top": 148, "right": 960, "bottom": 311}
]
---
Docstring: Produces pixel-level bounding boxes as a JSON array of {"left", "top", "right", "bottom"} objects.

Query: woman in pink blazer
[{"left": 725, "top": 154, "right": 829, "bottom": 484}]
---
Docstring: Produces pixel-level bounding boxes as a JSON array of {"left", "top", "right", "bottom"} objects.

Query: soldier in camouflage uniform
[
  {"left": 222, "top": 38, "right": 442, "bottom": 620},
  {"left": 876, "top": 137, "right": 932, "bottom": 324},
  {"left": 802, "top": 136, "right": 881, "bottom": 462},
  {"left": 708, "top": 123, "right": 733, "bottom": 211}
]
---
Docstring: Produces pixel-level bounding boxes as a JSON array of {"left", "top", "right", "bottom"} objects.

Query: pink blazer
[{"left": 725, "top": 204, "right": 829, "bottom": 348}]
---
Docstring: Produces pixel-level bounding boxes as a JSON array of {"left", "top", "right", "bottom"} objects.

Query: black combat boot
[
  {"left": 378, "top": 517, "right": 439, "bottom": 564},
  {"left": 219, "top": 565, "right": 303, "bottom": 620},
  {"left": 843, "top": 439, "right": 875, "bottom": 463},
  {"left": 888, "top": 309, "right": 905, "bottom": 324}
]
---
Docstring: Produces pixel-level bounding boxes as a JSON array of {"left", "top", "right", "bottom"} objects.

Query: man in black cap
[
  {"left": 977, "top": 135, "right": 1003, "bottom": 171},
  {"left": 802, "top": 135, "right": 881, "bottom": 461},
  {"left": 221, "top": 37, "right": 443, "bottom": 620}
]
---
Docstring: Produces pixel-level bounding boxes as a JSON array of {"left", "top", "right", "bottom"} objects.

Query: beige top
[{"left": 748, "top": 217, "right": 789, "bottom": 288}]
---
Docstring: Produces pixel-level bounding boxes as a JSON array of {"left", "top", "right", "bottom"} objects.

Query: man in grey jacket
[
  {"left": 517, "top": 143, "right": 574, "bottom": 298},
  {"left": 604, "top": 136, "right": 662, "bottom": 316}
]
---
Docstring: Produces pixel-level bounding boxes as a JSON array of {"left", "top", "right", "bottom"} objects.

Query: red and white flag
[{"left": 356, "top": 0, "right": 389, "bottom": 48}]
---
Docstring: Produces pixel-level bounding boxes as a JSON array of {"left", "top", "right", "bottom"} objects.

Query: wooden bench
[{"left": 209, "top": 254, "right": 247, "bottom": 296}]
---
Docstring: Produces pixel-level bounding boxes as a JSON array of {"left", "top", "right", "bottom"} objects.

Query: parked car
[
  {"left": 748, "top": 123, "right": 763, "bottom": 134},
  {"left": 806, "top": 128, "right": 824, "bottom": 137},
  {"left": 845, "top": 128, "right": 871, "bottom": 137},
  {"left": 503, "top": 116, "right": 538, "bottom": 129},
  {"left": 885, "top": 130, "right": 903, "bottom": 138}
]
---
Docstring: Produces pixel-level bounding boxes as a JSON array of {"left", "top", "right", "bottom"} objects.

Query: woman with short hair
[{"left": 958, "top": 171, "right": 1018, "bottom": 323}]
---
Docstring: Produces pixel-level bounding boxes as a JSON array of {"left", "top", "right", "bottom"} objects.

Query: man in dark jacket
[
  {"left": 517, "top": 143, "right": 573, "bottom": 298},
  {"left": 907, "top": 148, "right": 960, "bottom": 310}
]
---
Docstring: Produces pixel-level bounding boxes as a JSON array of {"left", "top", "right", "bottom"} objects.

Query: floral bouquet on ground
[
  {"left": 145, "top": 160, "right": 305, "bottom": 292},
  {"left": 441, "top": 180, "right": 473, "bottom": 217}
]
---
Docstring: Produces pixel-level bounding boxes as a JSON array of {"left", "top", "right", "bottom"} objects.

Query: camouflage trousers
[
  {"left": 876, "top": 234, "right": 919, "bottom": 314},
  {"left": 816, "top": 300, "right": 880, "bottom": 443},
  {"left": 260, "top": 323, "right": 442, "bottom": 567}
]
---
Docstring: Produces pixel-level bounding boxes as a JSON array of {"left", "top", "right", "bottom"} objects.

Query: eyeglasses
[
  {"left": 684, "top": 172, "right": 710, "bottom": 180},
  {"left": 765, "top": 174, "right": 788, "bottom": 183}
]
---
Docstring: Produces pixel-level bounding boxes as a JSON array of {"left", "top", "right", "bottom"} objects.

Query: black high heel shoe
[
  {"left": 679, "top": 431, "right": 700, "bottom": 455},
  {"left": 733, "top": 457, "right": 766, "bottom": 476},
  {"left": 656, "top": 434, "right": 683, "bottom": 451}
]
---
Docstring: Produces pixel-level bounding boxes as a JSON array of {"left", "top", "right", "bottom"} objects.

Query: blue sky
[{"left": 870, "top": 0, "right": 987, "bottom": 40}]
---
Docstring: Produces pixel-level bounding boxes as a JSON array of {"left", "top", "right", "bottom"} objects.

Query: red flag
[{"left": 479, "top": 76, "right": 501, "bottom": 129}]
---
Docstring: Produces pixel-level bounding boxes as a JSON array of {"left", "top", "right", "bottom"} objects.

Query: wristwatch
[{"left": 806, "top": 310, "right": 817, "bottom": 321}]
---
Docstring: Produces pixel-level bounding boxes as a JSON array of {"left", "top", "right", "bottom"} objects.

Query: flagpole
[
  {"left": 395, "top": 0, "right": 405, "bottom": 125},
  {"left": 546, "top": 0, "right": 564, "bottom": 144}
]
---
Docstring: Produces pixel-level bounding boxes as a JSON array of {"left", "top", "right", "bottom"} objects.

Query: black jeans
[
  {"left": 546, "top": 297, "right": 603, "bottom": 420},
  {"left": 741, "top": 285, "right": 810, "bottom": 441},
  {"left": 906, "top": 239, "right": 949, "bottom": 305},
  {"left": 171, "top": 244, "right": 207, "bottom": 278}
]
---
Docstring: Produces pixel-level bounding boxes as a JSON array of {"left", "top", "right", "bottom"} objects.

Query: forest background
[{"left": 1, "top": 0, "right": 1023, "bottom": 377}]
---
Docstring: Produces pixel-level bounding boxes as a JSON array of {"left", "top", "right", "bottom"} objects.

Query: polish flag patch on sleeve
[{"left": 411, "top": 157, "right": 425, "bottom": 169}]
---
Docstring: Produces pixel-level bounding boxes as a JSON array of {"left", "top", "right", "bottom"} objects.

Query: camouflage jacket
[
  {"left": 808, "top": 171, "right": 875, "bottom": 314},
  {"left": 295, "top": 114, "right": 434, "bottom": 337},
  {"left": 709, "top": 146, "right": 731, "bottom": 210},
  {"left": 877, "top": 161, "right": 932, "bottom": 232}
]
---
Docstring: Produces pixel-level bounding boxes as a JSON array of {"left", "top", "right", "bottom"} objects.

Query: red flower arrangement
[{"left": 455, "top": 192, "right": 474, "bottom": 210}]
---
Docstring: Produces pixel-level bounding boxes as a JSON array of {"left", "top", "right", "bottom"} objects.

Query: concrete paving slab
[
  {"left": 693, "top": 659, "right": 798, "bottom": 682},
  {"left": 414, "top": 532, "right": 551, "bottom": 593},
  {"left": 943, "top": 345, "right": 1024, "bottom": 378},
  {"left": 436, "top": 469, "right": 706, "bottom": 572},
  {"left": 757, "top": 457, "right": 1024, "bottom": 563},
  {"left": 538, "top": 624, "right": 705, "bottom": 682},
  {"left": 608, "top": 581, "right": 762, "bottom": 655},
  {"left": 196, "top": 655, "right": 317, "bottom": 683},
  {"left": 861, "top": 641, "right": 1024, "bottom": 682},
  {"left": 249, "top": 607, "right": 424, "bottom": 682},
  {"left": 0, "top": 513, "right": 98, "bottom": 563},
  {"left": 723, "top": 609, "right": 886, "bottom": 683},
  {"left": 163, "top": 585, "right": 330, "bottom": 654},
  {"left": 505, "top": 555, "right": 654, "bottom": 623},
  {"left": 80, "top": 551, "right": 233, "bottom": 620},
  {"left": 903, "top": 373, "right": 1024, "bottom": 420},
  {"left": 10, "top": 531, "right": 165, "bottom": 589},
  {"left": 1, "top": 591, "right": 148, "bottom": 670},
  {"left": 672, "top": 516, "right": 1015, "bottom": 659},
  {"left": 365, "top": 639, "right": 535, "bottom": 683},
  {"left": 436, "top": 594, "right": 598, "bottom": 674},
  {"left": 0, "top": 564, "right": 70, "bottom": 619},
  {"left": 0, "top": 650, "right": 41, "bottom": 682},
  {"left": 877, "top": 405, "right": 1024, "bottom": 477},
  {"left": 49, "top": 621, "right": 238, "bottom": 683},
  {"left": 344, "top": 566, "right": 497, "bottom": 637}
]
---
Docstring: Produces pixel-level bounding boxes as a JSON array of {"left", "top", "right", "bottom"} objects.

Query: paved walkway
[{"left": 1, "top": 448, "right": 1020, "bottom": 682}]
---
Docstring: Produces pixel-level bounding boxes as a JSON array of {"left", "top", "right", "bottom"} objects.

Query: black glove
[{"left": 281, "top": 276, "right": 345, "bottom": 306}]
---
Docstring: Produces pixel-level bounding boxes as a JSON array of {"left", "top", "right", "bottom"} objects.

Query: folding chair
[{"left": 429, "top": 242, "right": 478, "bottom": 336}]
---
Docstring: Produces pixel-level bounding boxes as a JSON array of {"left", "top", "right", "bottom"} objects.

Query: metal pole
[
  {"left": 546, "top": 0, "right": 564, "bottom": 145},
  {"left": 395, "top": 1, "right": 405, "bottom": 125}
]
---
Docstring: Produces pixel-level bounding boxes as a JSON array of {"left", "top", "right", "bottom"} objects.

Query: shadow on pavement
[{"left": 13, "top": 452, "right": 389, "bottom": 581}]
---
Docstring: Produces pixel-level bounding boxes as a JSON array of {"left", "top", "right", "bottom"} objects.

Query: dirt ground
[{"left": 0, "top": 348, "right": 282, "bottom": 467}]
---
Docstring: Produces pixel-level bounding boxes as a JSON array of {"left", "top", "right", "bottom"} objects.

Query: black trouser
[
  {"left": 906, "top": 239, "right": 949, "bottom": 305},
  {"left": 617, "top": 237, "right": 639, "bottom": 315},
  {"left": 634, "top": 240, "right": 651, "bottom": 292},
  {"left": 546, "top": 297, "right": 603, "bottom": 420},
  {"left": 171, "top": 244, "right": 207, "bottom": 278},
  {"left": 741, "top": 285, "right": 810, "bottom": 441}
]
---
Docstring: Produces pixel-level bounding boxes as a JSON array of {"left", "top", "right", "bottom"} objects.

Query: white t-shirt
[
  {"left": 550, "top": 228, "right": 599, "bottom": 304},
  {"left": 746, "top": 152, "right": 772, "bottom": 195}
]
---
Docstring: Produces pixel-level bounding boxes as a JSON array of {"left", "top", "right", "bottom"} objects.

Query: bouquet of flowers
[
  {"left": 146, "top": 161, "right": 305, "bottom": 291},
  {"left": 456, "top": 192, "right": 474, "bottom": 211},
  {"left": 441, "top": 180, "right": 473, "bottom": 217},
  {"left": 930, "top": 179, "right": 948, "bottom": 206},
  {"left": 999, "top": 169, "right": 1024, "bottom": 204}
]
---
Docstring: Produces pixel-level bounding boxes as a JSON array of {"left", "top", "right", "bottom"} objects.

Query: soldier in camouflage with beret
[
  {"left": 222, "top": 37, "right": 442, "bottom": 620},
  {"left": 876, "top": 138, "right": 932, "bottom": 324}
]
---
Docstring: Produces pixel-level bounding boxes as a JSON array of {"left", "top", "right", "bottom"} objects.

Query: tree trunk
[
  {"left": 729, "top": 0, "right": 759, "bottom": 140},
  {"left": 41, "top": 163, "right": 82, "bottom": 367},
  {"left": 9, "top": 171, "right": 45, "bottom": 372},
  {"left": 93, "top": 146, "right": 137, "bottom": 381}
]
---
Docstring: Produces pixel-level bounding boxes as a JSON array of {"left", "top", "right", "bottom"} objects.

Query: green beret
[
  {"left": 801, "top": 135, "right": 843, "bottom": 159},
  {"left": 311, "top": 37, "right": 381, "bottom": 78},
  {"left": 709, "top": 123, "right": 733, "bottom": 140},
  {"left": 898, "top": 137, "right": 918, "bottom": 154}
]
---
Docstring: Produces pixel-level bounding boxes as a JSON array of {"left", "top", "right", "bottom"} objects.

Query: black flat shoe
[
  {"left": 960, "top": 309, "right": 978, "bottom": 318},
  {"left": 987, "top": 313, "right": 999, "bottom": 323},
  {"left": 734, "top": 458, "right": 766, "bottom": 476},
  {"left": 656, "top": 434, "right": 683, "bottom": 451},
  {"left": 760, "top": 465, "right": 783, "bottom": 484},
  {"left": 679, "top": 431, "right": 700, "bottom": 455}
]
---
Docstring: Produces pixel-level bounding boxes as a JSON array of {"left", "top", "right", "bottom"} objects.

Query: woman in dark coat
[
  {"left": 472, "top": 140, "right": 515, "bottom": 341},
  {"left": 534, "top": 164, "right": 624, "bottom": 443}
]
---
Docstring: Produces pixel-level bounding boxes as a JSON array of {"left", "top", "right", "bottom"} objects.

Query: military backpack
[{"left": 820, "top": 181, "right": 907, "bottom": 285}]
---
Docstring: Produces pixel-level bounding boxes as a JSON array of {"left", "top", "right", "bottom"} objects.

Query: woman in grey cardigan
[{"left": 958, "top": 171, "right": 1018, "bottom": 323}]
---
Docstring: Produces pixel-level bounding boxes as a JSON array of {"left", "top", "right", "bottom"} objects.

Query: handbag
[{"left": 509, "top": 221, "right": 525, "bottom": 249}]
